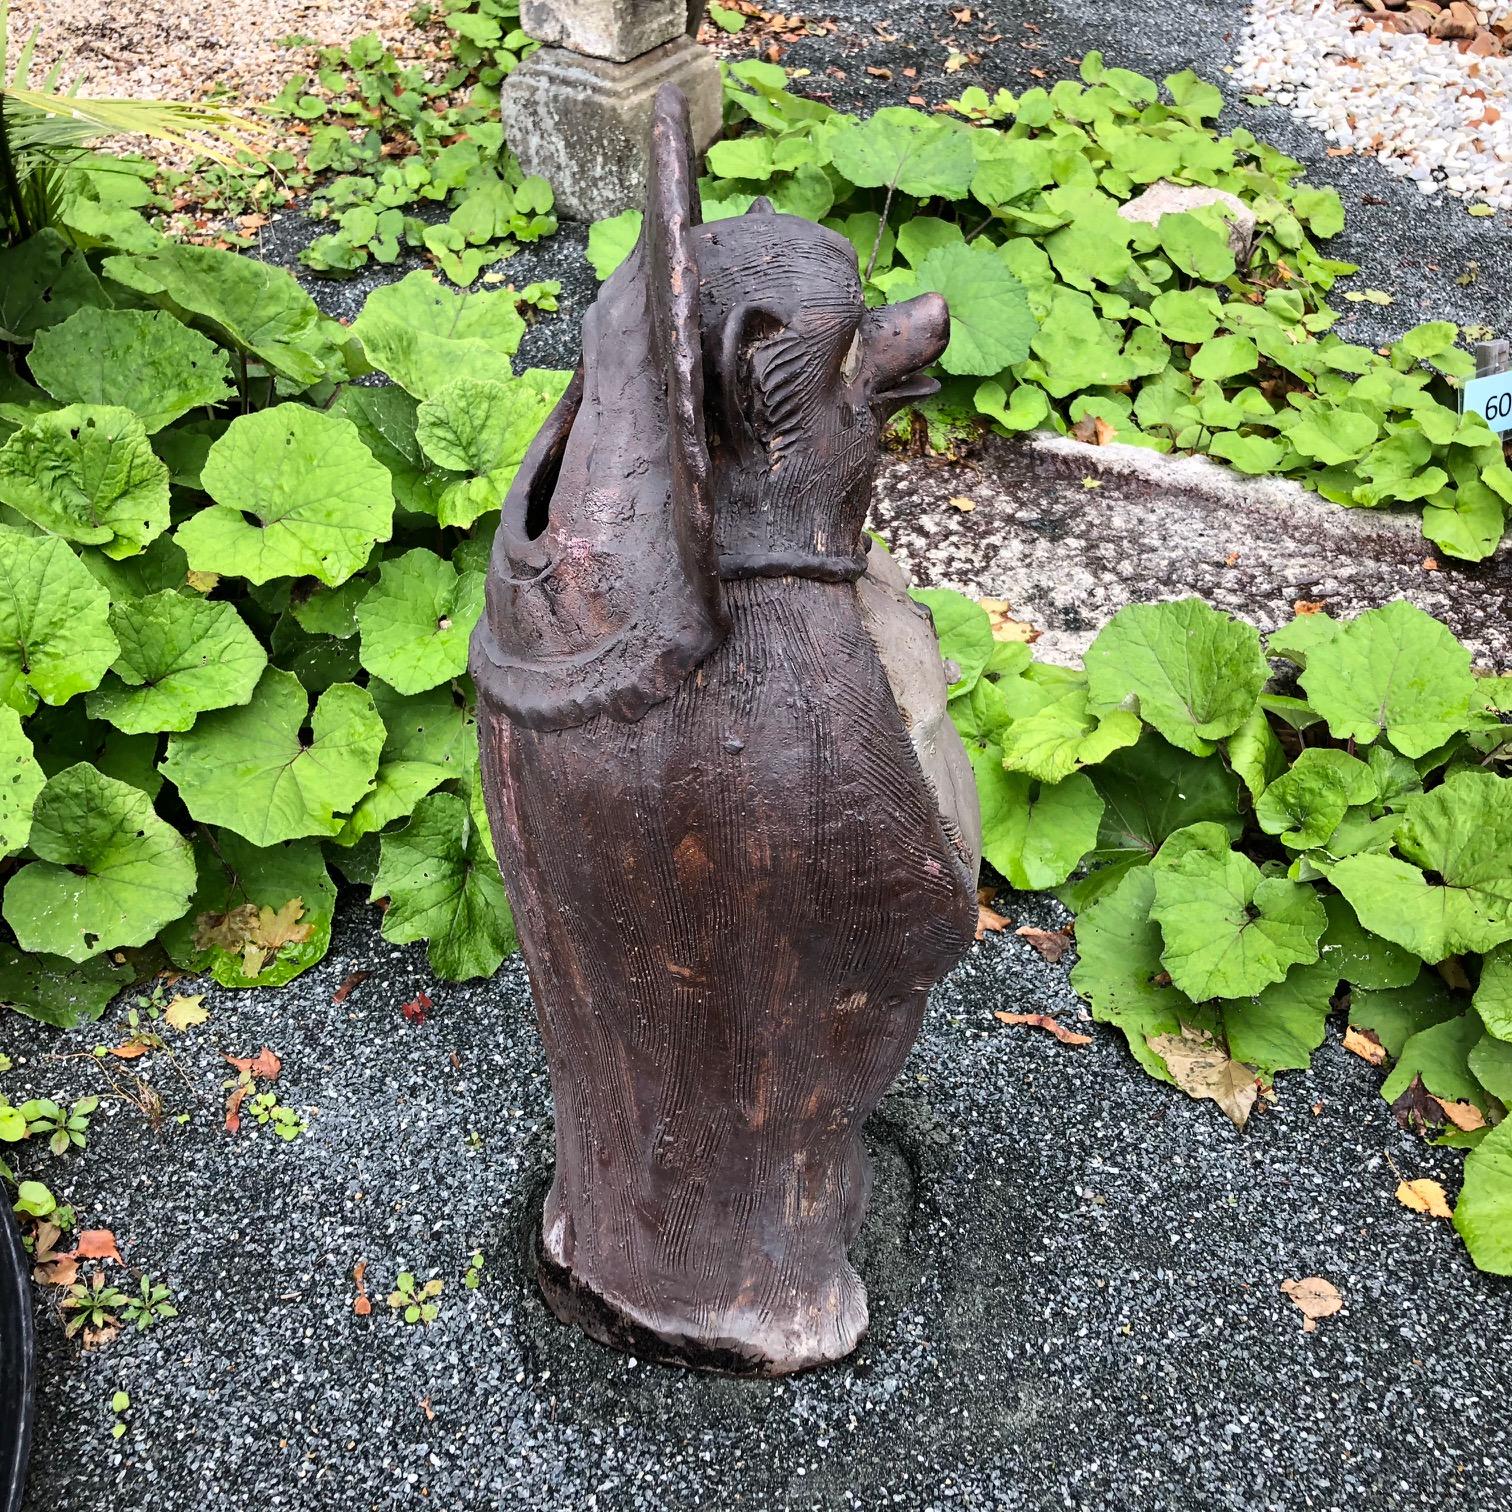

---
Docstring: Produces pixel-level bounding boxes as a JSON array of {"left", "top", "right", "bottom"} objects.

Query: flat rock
[
  {"left": 1117, "top": 181, "right": 1257, "bottom": 262},
  {"left": 871, "top": 432, "right": 1512, "bottom": 669}
]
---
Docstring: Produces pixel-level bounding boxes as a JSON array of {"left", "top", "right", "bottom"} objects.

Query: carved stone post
[
  {"left": 472, "top": 88, "right": 981, "bottom": 1375},
  {"left": 503, "top": 1, "right": 721, "bottom": 219}
]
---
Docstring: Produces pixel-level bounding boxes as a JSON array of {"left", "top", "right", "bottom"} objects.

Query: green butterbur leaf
[
  {"left": 1254, "top": 747, "right": 1377, "bottom": 850},
  {"left": 1297, "top": 600, "right": 1477, "bottom": 757},
  {"left": 1349, "top": 974, "right": 1459, "bottom": 1060},
  {"left": 161, "top": 668, "right": 383, "bottom": 845},
  {"left": 1476, "top": 944, "right": 1512, "bottom": 1041},
  {"left": 27, "top": 309, "right": 234, "bottom": 433},
  {"left": 355, "top": 549, "right": 485, "bottom": 694},
  {"left": 86, "top": 592, "right": 266, "bottom": 734},
  {"left": 180, "top": 405, "right": 394, "bottom": 587},
  {"left": 887, "top": 243, "right": 1033, "bottom": 376},
  {"left": 1221, "top": 960, "right": 1339, "bottom": 1077},
  {"left": 103, "top": 242, "right": 343, "bottom": 385},
  {"left": 352, "top": 271, "right": 525, "bottom": 399},
  {"left": 1150, "top": 846, "right": 1326, "bottom": 1000},
  {"left": 373, "top": 792, "right": 515, "bottom": 981},
  {"left": 415, "top": 377, "right": 554, "bottom": 526},
  {"left": 332, "top": 387, "right": 450, "bottom": 519},
  {"left": 1319, "top": 894, "right": 1420, "bottom": 991},
  {"left": 1455, "top": 1118, "right": 1512, "bottom": 1275},
  {"left": 972, "top": 754, "right": 1103, "bottom": 889},
  {"left": 1330, "top": 771, "right": 1512, "bottom": 961},
  {"left": 911, "top": 589, "right": 993, "bottom": 695},
  {"left": 0, "top": 405, "right": 169, "bottom": 558},
  {"left": 2, "top": 764, "right": 195, "bottom": 962},
  {"left": 0, "top": 945, "right": 132, "bottom": 1027},
  {"left": 1084, "top": 598, "right": 1268, "bottom": 756},
  {"left": 827, "top": 108, "right": 975, "bottom": 199},
  {"left": 1069, "top": 865, "right": 1191, "bottom": 1082},
  {"left": 0, "top": 706, "right": 45, "bottom": 859},
  {"left": 1088, "top": 733, "right": 1242, "bottom": 860},
  {"left": 0, "top": 527, "right": 117, "bottom": 715},
  {"left": 1380, "top": 1009, "right": 1485, "bottom": 1107}
]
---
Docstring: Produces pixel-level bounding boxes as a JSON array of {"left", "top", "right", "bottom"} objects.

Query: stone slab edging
[{"left": 871, "top": 431, "right": 1512, "bottom": 669}]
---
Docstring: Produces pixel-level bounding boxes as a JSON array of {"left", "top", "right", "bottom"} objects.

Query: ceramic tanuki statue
[{"left": 470, "top": 86, "right": 981, "bottom": 1375}]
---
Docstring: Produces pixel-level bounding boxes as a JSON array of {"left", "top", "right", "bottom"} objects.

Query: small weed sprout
[
  {"left": 21, "top": 1096, "right": 100, "bottom": 1156},
  {"left": 110, "top": 1390, "right": 130, "bottom": 1440},
  {"left": 464, "top": 1250, "right": 484, "bottom": 1290},
  {"left": 63, "top": 1275, "right": 131, "bottom": 1338},
  {"left": 121, "top": 1275, "right": 179, "bottom": 1332},
  {"left": 388, "top": 1271, "right": 444, "bottom": 1325}
]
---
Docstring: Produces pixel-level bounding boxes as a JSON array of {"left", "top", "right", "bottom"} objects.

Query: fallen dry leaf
[
  {"left": 332, "top": 970, "right": 371, "bottom": 1005},
  {"left": 401, "top": 988, "right": 433, "bottom": 1026},
  {"left": 1390, "top": 1074, "right": 1444, "bottom": 1135},
  {"left": 1149, "top": 1026, "right": 1259, "bottom": 1129},
  {"left": 1396, "top": 1178, "right": 1453, "bottom": 1219},
  {"left": 1015, "top": 925, "right": 1073, "bottom": 963},
  {"left": 72, "top": 1229, "right": 121, "bottom": 1263},
  {"left": 108, "top": 1042, "right": 152, "bottom": 1060},
  {"left": 226, "top": 1047, "right": 282, "bottom": 1082},
  {"left": 1281, "top": 1276, "right": 1342, "bottom": 1332},
  {"left": 224, "top": 1081, "right": 251, "bottom": 1135},
  {"left": 975, "top": 903, "right": 1013, "bottom": 940},
  {"left": 1432, "top": 1097, "right": 1485, "bottom": 1132},
  {"left": 1293, "top": 598, "right": 1327, "bottom": 615},
  {"left": 947, "top": 494, "right": 976, "bottom": 512},
  {"left": 353, "top": 1260, "right": 373, "bottom": 1317},
  {"left": 1342, "top": 1025, "right": 1387, "bottom": 1066},
  {"left": 1071, "top": 414, "right": 1116, "bottom": 446},
  {"left": 195, "top": 898, "right": 312, "bottom": 979},
  {"left": 419, "top": 1395, "right": 435, "bottom": 1422},
  {"left": 163, "top": 993, "right": 208, "bottom": 1031},
  {"left": 994, "top": 1011, "right": 1091, "bottom": 1046},
  {"left": 978, "top": 597, "right": 1040, "bottom": 643}
]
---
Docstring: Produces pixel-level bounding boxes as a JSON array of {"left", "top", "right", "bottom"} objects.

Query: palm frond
[{"left": 3, "top": 87, "right": 269, "bottom": 169}]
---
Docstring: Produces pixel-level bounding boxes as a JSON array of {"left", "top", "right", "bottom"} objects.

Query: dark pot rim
[{"left": 0, "top": 1199, "right": 35, "bottom": 1512}]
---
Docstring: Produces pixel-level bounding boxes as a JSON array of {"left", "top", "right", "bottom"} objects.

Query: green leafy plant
[
  {"left": 387, "top": 1269, "right": 443, "bottom": 1324},
  {"left": 120, "top": 1273, "right": 178, "bottom": 1330},
  {"left": 1, "top": 1, "right": 263, "bottom": 246},
  {"left": 463, "top": 1249, "right": 484, "bottom": 1290},
  {"left": 246, "top": 1090, "right": 306, "bottom": 1142},
  {"left": 254, "top": 11, "right": 552, "bottom": 285},
  {"left": 0, "top": 212, "right": 560, "bottom": 1026},
  {"left": 19, "top": 1094, "right": 98, "bottom": 1156},
  {"left": 924, "top": 586, "right": 1512, "bottom": 1274},
  {"left": 110, "top": 1389, "right": 130, "bottom": 1440},
  {"left": 61, "top": 1272, "right": 130, "bottom": 1336},
  {"left": 588, "top": 56, "right": 1510, "bottom": 557}
]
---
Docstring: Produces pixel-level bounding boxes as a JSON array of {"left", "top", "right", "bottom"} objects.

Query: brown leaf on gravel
[
  {"left": 1281, "top": 1276, "right": 1342, "bottom": 1332},
  {"left": 1015, "top": 925, "right": 1074, "bottom": 963},
  {"left": 163, "top": 993, "right": 208, "bottom": 1031},
  {"left": 979, "top": 597, "right": 1040, "bottom": 643},
  {"left": 1293, "top": 598, "right": 1327, "bottom": 615},
  {"left": 976, "top": 903, "right": 1013, "bottom": 940},
  {"left": 34, "top": 1257, "right": 78, "bottom": 1287},
  {"left": 226, "top": 1047, "right": 282, "bottom": 1082},
  {"left": 1396, "top": 1178, "right": 1453, "bottom": 1219},
  {"left": 1432, "top": 1097, "right": 1486, "bottom": 1132},
  {"left": 82, "top": 1323, "right": 120, "bottom": 1352},
  {"left": 224, "top": 1081, "right": 251, "bottom": 1135},
  {"left": 109, "top": 1042, "right": 152, "bottom": 1060},
  {"left": 1342, "top": 1025, "right": 1387, "bottom": 1065},
  {"left": 353, "top": 1260, "right": 373, "bottom": 1317},
  {"left": 994, "top": 1011, "right": 1092, "bottom": 1046},
  {"left": 1149, "top": 1027, "right": 1259, "bottom": 1128},
  {"left": 332, "top": 971, "right": 371, "bottom": 1005},
  {"left": 72, "top": 1230, "right": 121, "bottom": 1263}
]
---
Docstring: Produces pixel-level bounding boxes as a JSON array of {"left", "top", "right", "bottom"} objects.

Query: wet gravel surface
[{"left": 5, "top": 895, "right": 1510, "bottom": 1512}]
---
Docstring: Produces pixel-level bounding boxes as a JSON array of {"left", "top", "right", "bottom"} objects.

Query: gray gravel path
[{"left": 6, "top": 894, "right": 1510, "bottom": 1512}]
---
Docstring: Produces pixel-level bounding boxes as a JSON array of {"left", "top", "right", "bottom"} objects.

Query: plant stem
[
  {"left": 0, "top": 93, "right": 34, "bottom": 243},
  {"left": 864, "top": 178, "right": 897, "bottom": 283}
]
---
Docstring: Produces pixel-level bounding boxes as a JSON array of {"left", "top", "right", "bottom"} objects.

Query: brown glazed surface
[{"left": 471, "top": 86, "right": 979, "bottom": 1374}]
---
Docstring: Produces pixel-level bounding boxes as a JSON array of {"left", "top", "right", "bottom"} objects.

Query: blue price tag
[{"left": 1463, "top": 368, "right": 1512, "bottom": 434}]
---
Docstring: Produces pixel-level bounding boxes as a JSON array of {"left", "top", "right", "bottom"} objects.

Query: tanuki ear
[{"left": 470, "top": 85, "right": 729, "bottom": 731}]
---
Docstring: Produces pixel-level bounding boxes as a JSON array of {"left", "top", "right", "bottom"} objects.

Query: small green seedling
[
  {"left": 388, "top": 1271, "right": 444, "bottom": 1325},
  {"left": 110, "top": 1390, "right": 130, "bottom": 1440},
  {"left": 121, "top": 1274, "right": 179, "bottom": 1332},
  {"left": 12, "top": 1180, "right": 56, "bottom": 1219},
  {"left": 464, "top": 1250, "right": 484, "bottom": 1290},
  {"left": 247, "top": 1091, "right": 307, "bottom": 1141},
  {"left": 63, "top": 1275, "right": 131, "bottom": 1337},
  {"left": 21, "top": 1096, "right": 100, "bottom": 1156}
]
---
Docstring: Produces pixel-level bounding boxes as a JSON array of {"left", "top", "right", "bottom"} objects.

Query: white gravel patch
[{"left": 1236, "top": 0, "right": 1512, "bottom": 209}]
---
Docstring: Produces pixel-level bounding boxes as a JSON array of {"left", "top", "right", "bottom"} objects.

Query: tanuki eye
[{"left": 840, "top": 329, "right": 863, "bottom": 384}]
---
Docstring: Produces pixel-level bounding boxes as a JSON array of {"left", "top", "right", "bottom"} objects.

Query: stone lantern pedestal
[{"left": 503, "top": 1, "right": 721, "bottom": 220}]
